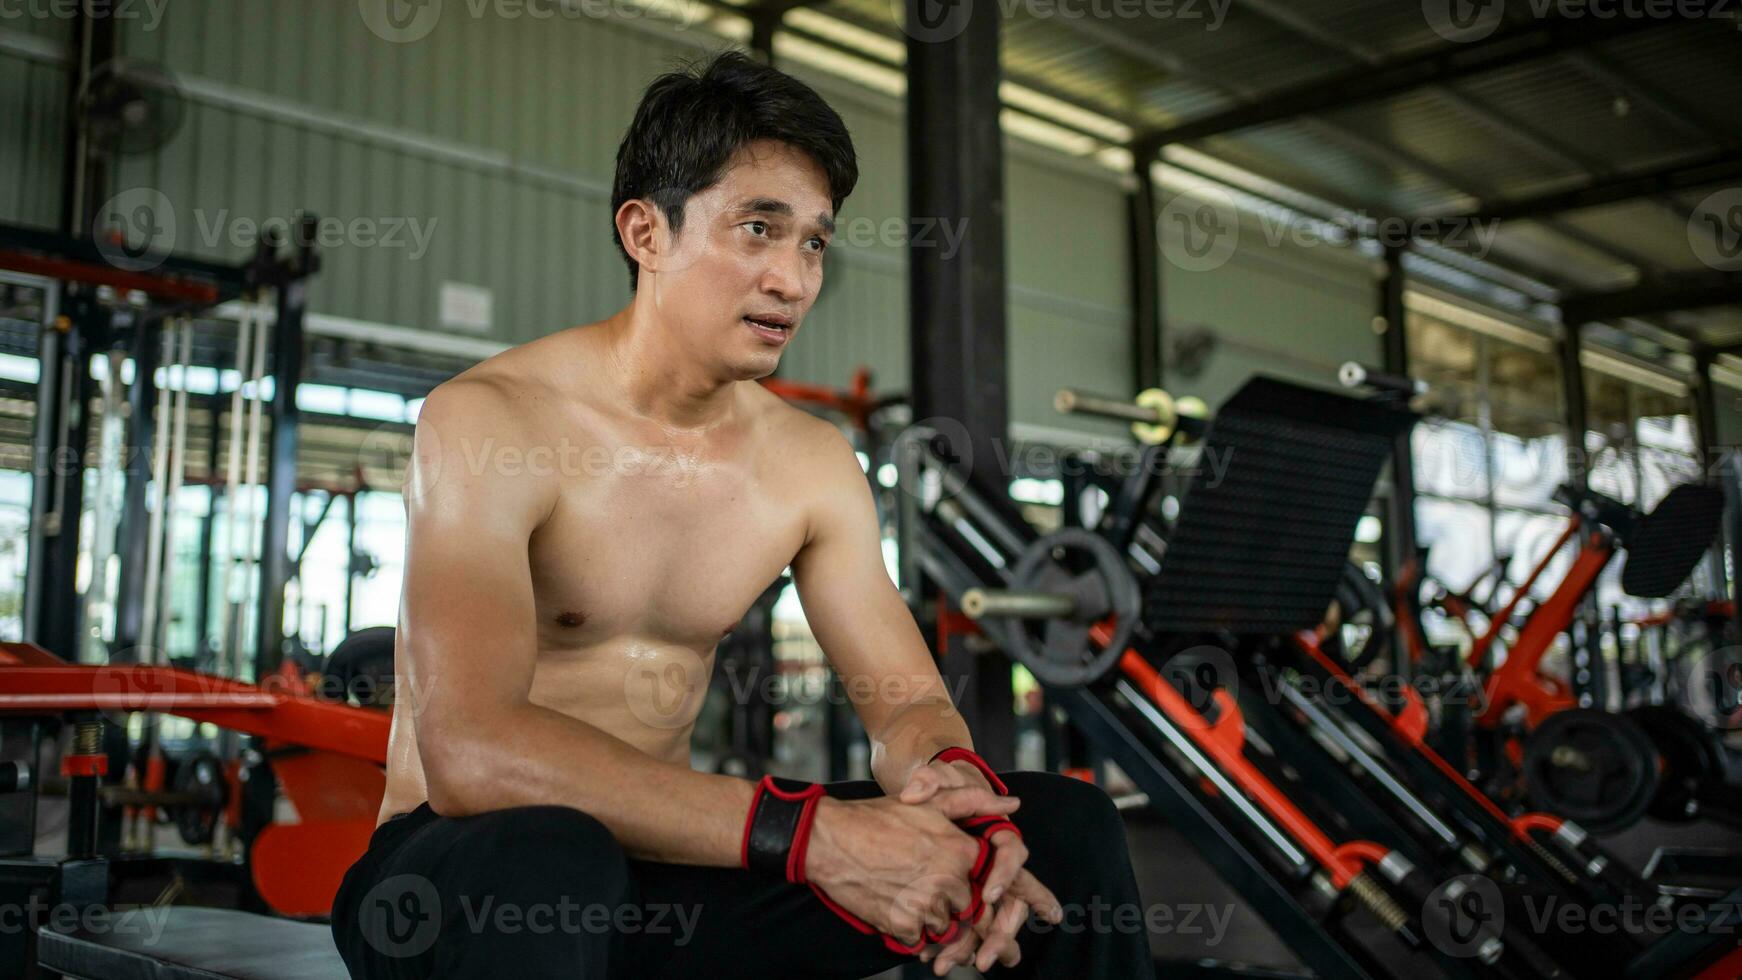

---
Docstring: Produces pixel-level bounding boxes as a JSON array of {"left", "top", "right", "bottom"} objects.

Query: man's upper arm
[
  {"left": 398, "top": 382, "right": 555, "bottom": 788},
  {"left": 789, "top": 423, "right": 946, "bottom": 737}
]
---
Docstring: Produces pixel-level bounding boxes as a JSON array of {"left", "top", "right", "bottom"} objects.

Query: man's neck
[{"left": 594, "top": 299, "right": 739, "bottom": 432}]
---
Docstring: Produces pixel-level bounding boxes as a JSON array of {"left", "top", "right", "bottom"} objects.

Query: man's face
[{"left": 645, "top": 139, "right": 835, "bottom": 380}]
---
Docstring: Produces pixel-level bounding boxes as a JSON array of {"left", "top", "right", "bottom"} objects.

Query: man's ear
[{"left": 615, "top": 198, "right": 663, "bottom": 275}]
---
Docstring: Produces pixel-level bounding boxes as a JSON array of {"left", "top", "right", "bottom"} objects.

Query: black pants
[{"left": 331, "top": 771, "right": 1154, "bottom": 979}]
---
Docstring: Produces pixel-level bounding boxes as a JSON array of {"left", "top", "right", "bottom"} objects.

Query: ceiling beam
[
  {"left": 1235, "top": 0, "right": 1698, "bottom": 269},
  {"left": 1136, "top": 13, "right": 1693, "bottom": 148},
  {"left": 1562, "top": 272, "right": 1742, "bottom": 325},
  {"left": 1047, "top": 12, "right": 1654, "bottom": 287},
  {"left": 1453, "top": 151, "right": 1742, "bottom": 222}
]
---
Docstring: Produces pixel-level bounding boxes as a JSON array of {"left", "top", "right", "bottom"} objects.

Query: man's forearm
[
  {"left": 425, "top": 702, "right": 753, "bottom": 867},
  {"left": 867, "top": 697, "right": 978, "bottom": 794}
]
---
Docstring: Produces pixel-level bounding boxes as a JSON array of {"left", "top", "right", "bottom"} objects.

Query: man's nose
[{"left": 760, "top": 249, "right": 808, "bottom": 303}]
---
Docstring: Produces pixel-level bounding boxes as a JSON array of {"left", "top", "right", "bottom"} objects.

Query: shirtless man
[{"left": 330, "top": 52, "right": 1152, "bottom": 979}]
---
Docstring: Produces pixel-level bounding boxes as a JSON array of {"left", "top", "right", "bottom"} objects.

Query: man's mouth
[{"left": 743, "top": 315, "right": 792, "bottom": 343}]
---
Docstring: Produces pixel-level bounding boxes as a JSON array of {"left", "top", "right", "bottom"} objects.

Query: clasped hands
[{"left": 903, "top": 758, "right": 1063, "bottom": 975}]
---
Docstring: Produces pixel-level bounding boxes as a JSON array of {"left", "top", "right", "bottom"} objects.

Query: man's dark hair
[{"left": 611, "top": 51, "right": 858, "bottom": 291}]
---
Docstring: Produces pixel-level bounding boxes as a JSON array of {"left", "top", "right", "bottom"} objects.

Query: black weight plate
[
  {"left": 173, "top": 751, "right": 225, "bottom": 847},
  {"left": 1523, "top": 709, "right": 1659, "bottom": 833},
  {"left": 325, "top": 626, "right": 398, "bottom": 708},
  {"left": 1629, "top": 705, "right": 1725, "bottom": 823},
  {"left": 1320, "top": 560, "right": 1393, "bottom": 673},
  {"left": 1009, "top": 528, "right": 1141, "bottom": 687}
]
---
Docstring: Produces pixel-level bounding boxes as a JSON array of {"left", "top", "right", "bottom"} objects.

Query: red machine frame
[
  {"left": 0, "top": 642, "right": 388, "bottom": 917},
  {"left": 1395, "top": 513, "right": 1614, "bottom": 730}
]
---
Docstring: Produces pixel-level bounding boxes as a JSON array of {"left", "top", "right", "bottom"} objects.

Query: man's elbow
[{"left": 418, "top": 713, "right": 508, "bottom": 817}]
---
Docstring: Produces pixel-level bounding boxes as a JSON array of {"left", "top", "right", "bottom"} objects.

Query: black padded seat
[{"left": 38, "top": 906, "right": 348, "bottom": 980}]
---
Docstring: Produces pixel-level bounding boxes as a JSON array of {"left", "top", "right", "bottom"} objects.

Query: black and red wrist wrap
[
  {"left": 741, "top": 776, "right": 827, "bottom": 882},
  {"left": 742, "top": 752, "right": 1022, "bottom": 957}
]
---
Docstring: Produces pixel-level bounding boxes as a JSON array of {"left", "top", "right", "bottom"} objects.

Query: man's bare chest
[{"left": 525, "top": 457, "right": 809, "bottom": 649}]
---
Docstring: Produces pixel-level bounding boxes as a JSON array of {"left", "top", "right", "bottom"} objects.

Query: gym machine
[
  {"left": 0, "top": 217, "right": 330, "bottom": 974},
  {"left": 1345, "top": 363, "right": 1734, "bottom": 835},
  {"left": 896, "top": 372, "right": 1742, "bottom": 979}
]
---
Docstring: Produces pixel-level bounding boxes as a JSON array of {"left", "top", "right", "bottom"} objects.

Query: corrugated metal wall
[
  {"left": 107, "top": 0, "right": 676, "bottom": 343},
  {"left": 4, "top": 2, "right": 1381, "bottom": 443},
  {"left": 1159, "top": 192, "right": 1383, "bottom": 408},
  {"left": 0, "top": 17, "right": 70, "bottom": 229}
]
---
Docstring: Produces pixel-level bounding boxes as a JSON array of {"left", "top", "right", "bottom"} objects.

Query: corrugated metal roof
[{"left": 978, "top": 1, "right": 1741, "bottom": 352}]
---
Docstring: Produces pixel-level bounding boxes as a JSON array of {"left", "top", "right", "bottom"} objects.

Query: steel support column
[
  {"left": 1129, "top": 148, "right": 1162, "bottom": 393},
  {"left": 58, "top": 2, "right": 115, "bottom": 236},
  {"left": 253, "top": 276, "right": 309, "bottom": 681},
  {"left": 906, "top": 0, "right": 1014, "bottom": 769},
  {"left": 1379, "top": 248, "right": 1418, "bottom": 580},
  {"left": 1692, "top": 349, "right": 1728, "bottom": 594},
  {"left": 24, "top": 297, "right": 91, "bottom": 661},
  {"left": 112, "top": 317, "right": 161, "bottom": 662},
  {"left": 1561, "top": 322, "right": 1590, "bottom": 492}
]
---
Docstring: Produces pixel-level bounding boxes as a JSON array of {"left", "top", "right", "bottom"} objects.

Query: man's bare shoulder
[
  {"left": 742, "top": 384, "right": 867, "bottom": 526},
  {"left": 419, "top": 328, "right": 594, "bottom": 442},
  {"left": 745, "top": 383, "right": 856, "bottom": 462}
]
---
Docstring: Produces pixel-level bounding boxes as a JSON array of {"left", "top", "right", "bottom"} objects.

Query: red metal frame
[
  {"left": 0, "top": 248, "right": 223, "bottom": 305},
  {"left": 1464, "top": 518, "right": 1584, "bottom": 671},
  {"left": 0, "top": 642, "right": 388, "bottom": 916},
  {"left": 760, "top": 367, "right": 878, "bottom": 431},
  {"left": 0, "top": 650, "right": 388, "bottom": 763},
  {"left": 1295, "top": 633, "right": 1514, "bottom": 827},
  {"left": 1394, "top": 517, "right": 1615, "bottom": 731},
  {"left": 1090, "top": 626, "right": 1391, "bottom": 889},
  {"left": 1293, "top": 632, "right": 1581, "bottom": 845}
]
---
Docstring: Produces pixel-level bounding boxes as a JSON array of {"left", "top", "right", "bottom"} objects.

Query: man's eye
[
  {"left": 746, "top": 221, "right": 769, "bottom": 236},
  {"left": 806, "top": 237, "right": 828, "bottom": 253}
]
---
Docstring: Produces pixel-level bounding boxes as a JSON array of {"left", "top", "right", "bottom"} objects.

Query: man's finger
[
  {"left": 980, "top": 830, "right": 1029, "bottom": 904},
  {"left": 1008, "top": 869, "right": 1064, "bottom": 924},
  {"left": 931, "top": 902, "right": 987, "bottom": 975},
  {"left": 900, "top": 767, "right": 942, "bottom": 804},
  {"left": 925, "top": 786, "right": 1020, "bottom": 821},
  {"left": 978, "top": 898, "right": 1029, "bottom": 971},
  {"left": 973, "top": 897, "right": 1028, "bottom": 972}
]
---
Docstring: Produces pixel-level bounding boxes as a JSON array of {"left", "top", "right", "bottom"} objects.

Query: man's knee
[
  {"left": 458, "top": 805, "right": 630, "bottom": 902},
  {"left": 1001, "top": 772, "right": 1131, "bottom": 868},
  {"left": 1003, "top": 772, "right": 1121, "bottom": 825}
]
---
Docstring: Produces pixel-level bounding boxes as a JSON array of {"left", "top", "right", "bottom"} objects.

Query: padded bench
[{"left": 38, "top": 906, "right": 348, "bottom": 980}]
